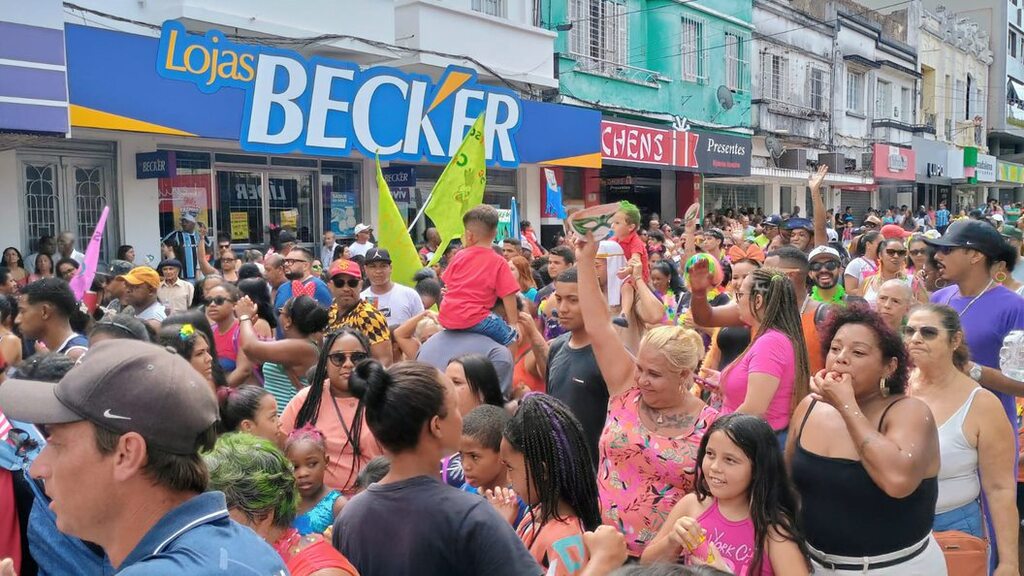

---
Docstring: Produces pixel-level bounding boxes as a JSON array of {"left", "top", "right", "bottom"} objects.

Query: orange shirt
[
  {"left": 801, "top": 304, "right": 826, "bottom": 376},
  {"left": 516, "top": 512, "right": 588, "bottom": 576},
  {"left": 281, "top": 387, "right": 383, "bottom": 496}
]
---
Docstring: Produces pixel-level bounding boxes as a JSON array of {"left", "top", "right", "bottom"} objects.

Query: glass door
[
  {"left": 267, "top": 171, "right": 315, "bottom": 243},
  {"left": 216, "top": 170, "right": 265, "bottom": 246},
  {"left": 216, "top": 168, "right": 317, "bottom": 247}
]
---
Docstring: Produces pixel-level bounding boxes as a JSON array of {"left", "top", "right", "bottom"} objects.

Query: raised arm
[
  {"left": 235, "top": 296, "right": 318, "bottom": 367},
  {"left": 686, "top": 258, "right": 742, "bottom": 328},
  {"left": 575, "top": 233, "right": 635, "bottom": 396},
  {"left": 394, "top": 309, "right": 432, "bottom": 360},
  {"left": 810, "top": 164, "right": 829, "bottom": 248}
]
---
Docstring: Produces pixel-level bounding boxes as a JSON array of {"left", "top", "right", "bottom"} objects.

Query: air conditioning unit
[
  {"left": 861, "top": 152, "right": 874, "bottom": 170},
  {"left": 779, "top": 148, "right": 807, "bottom": 170},
  {"left": 819, "top": 153, "right": 846, "bottom": 174}
]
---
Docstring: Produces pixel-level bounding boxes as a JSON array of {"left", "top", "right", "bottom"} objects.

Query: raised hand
[
  {"left": 483, "top": 486, "right": 520, "bottom": 526},
  {"left": 809, "top": 163, "right": 829, "bottom": 190}
]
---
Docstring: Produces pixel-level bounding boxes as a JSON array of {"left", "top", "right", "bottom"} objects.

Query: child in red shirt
[
  {"left": 439, "top": 205, "right": 521, "bottom": 345},
  {"left": 610, "top": 201, "right": 650, "bottom": 283}
]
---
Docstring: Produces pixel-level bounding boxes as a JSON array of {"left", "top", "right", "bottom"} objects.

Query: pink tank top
[
  {"left": 695, "top": 500, "right": 774, "bottom": 576},
  {"left": 213, "top": 321, "right": 240, "bottom": 368}
]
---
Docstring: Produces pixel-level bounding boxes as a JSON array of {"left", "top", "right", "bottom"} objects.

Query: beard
[
  {"left": 285, "top": 270, "right": 304, "bottom": 281},
  {"left": 813, "top": 274, "right": 837, "bottom": 289}
]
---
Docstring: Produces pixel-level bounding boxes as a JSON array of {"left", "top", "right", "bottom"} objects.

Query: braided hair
[
  {"left": 733, "top": 267, "right": 810, "bottom": 410},
  {"left": 503, "top": 394, "right": 602, "bottom": 544},
  {"left": 293, "top": 326, "right": 372, "bottom": 488}
]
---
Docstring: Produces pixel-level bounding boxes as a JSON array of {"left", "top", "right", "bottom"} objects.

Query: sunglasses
[
  {"left": 902, "top": 325, "right": 942, "bottom": 341},
  {"left": 885, "top": 249, "right": 908, "bottom": 257},
  {"left": 909, "top": 249, "right": 927, "bottom": 257},
  {"left": 332, "top": 277, "right": 361, "bottom": 289},
  {"left": 936, "top": 246, "right": 963, "bottom": 255},
  {"left": 218, "top": 244, "right": 231, "bottom": 251},
  {"left": 863, "top": 223, "right": 878, "bottom": 228},
  {"left": 327, "top": 351, "right": 369, "bottom": 366},
  {"left": 809, "top": 260, "right": 840, "bottom": 272},
  {"left": 312, "top": 264, "right": 323, "bottom": 270},
  {"left": 205, "top": 296, "right": 234, "bottom": 306},
  {"left": 9, "top": 428, "right": 39, "bottom": 459}
]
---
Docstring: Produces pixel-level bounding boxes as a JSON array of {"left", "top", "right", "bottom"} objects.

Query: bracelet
[{"left": 238, "top": 315, "right": 252, "bottom": 323}]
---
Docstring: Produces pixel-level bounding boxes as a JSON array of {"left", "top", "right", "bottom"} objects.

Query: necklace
[
  {"left": 811, "top": 284, "right": 846, "bottom": 304},
  {"left": 945, "top": 279, "right": 995, "bottom": 317}
]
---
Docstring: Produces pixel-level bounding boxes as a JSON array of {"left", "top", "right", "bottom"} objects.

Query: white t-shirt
[
  {"left": 349, "top": 241, "right": 374, "bottom": 258},
  {"left": 361, "top": 283, "right": 424, "bottom": 327},
  {"left": 136, "top": 299, "right": 167, "bottom": 323},
  {"left": 844, "top": 256, "right": 877, "bottom": 283}
]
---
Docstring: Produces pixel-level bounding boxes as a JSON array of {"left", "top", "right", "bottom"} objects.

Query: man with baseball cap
[
  {"left": 0, "top": 340, "right": 286, "bottom": 574},
  {"left": 156, "top": 258, "right": 193, "bottom": 316},
  {"left": 361, "top": 248, "right": 424, "bottom": 329},
  {"left": 326, "top": 259, "right": 392, "bottom": 365},
  {"left": 118, "top": 266, "right": 165, "bottom": 332},
  {"left": 160, "top": 212, "right": 206, "bottom": 282},
  {"left": 753, "top": 215, "right": 783, "bottom": 249},
  {"left": 807, "top": 246, "right": 853, "bottom": 306},
  {"left": 784, "top": 218, "right": 814, "bottom": 253},
  {"left": 349, "top": 223, "right": 374, "bottom": 258},
  {"left": 927, "top": 219, "right": 1024, "bottom": 426}
]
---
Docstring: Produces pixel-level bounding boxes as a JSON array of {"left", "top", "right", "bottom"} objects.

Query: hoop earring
[
  {"left": 995, "top": 271, "right": 1008, "bottom": 284},
  {"left": 880, "top": 377, "right": 890, "bottom": 398},
  {"left": 935, "top": 278, "right": 948, "bottom": 289}
]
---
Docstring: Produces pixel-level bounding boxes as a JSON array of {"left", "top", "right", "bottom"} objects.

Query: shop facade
[
  {"left": 995, "top": 161, "right": 1024, "bottom": 205},
  {"left": 872, "top": 143, "right": 916, "bottom": 210},
  {"left": 910, "top": 137, "right": 960, "bottom": 212},
  {"left": 0, "top": 21, "right": 601, "bottom": 263}
]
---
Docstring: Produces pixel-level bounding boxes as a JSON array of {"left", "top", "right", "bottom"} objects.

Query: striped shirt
[{"left": 161, "top": 230, "right": 205, "bottom": 280}]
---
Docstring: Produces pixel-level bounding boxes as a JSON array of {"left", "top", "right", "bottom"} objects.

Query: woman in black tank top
[{"left": 786, "top": 306, "right": 945, "bottom": 574}]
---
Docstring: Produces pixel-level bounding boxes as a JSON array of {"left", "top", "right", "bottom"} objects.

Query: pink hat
[{"left": 880, "top": 224, "right": 910, "bottom": 240}]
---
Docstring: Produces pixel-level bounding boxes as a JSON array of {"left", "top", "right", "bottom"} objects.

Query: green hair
[
  {"left": 205, "top": 433, "right": 298, "bottom": 528},
  {"left": 617, "top": 201, "right": 641, "bottom": 227}
]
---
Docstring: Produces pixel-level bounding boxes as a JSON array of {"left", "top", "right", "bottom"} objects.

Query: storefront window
[
  {"left": 268, "top": 172, "right": 315, "bottom": 242},
  {"left": 216, "top": 170, "right": 264, "bottom": 245},
  {"left": 703, "top": 183, "right": 762, "bottom": 215},
  {"left": 402, "top": 164, "right": 517, "bottom": 245},
  {"left": 158, "top": 151, "right": 213, "bottom": 242},
  {"left": 321, "top": 160, "right": 362, "bottom": 238}
]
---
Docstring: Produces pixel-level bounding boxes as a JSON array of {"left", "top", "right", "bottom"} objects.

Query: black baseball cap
[
  {"left": 0, "top": 340, "right": 218, "bottom": 454},
  {"left": 785, "top": 217, "right": 813, "bottom": 231},
  {"left": 924, "top": 219, "right": 1008, "bottom": 258},
  {"left": 364, "top": 248, "right": 391, "bottom": 263}
]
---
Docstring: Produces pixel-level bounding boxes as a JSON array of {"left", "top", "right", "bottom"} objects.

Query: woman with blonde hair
[{"left": 575, "top": 232, "right": 718, "bottom": 559}]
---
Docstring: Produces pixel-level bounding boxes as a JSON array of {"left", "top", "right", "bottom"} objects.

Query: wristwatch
[
  {"left": 238, "top": 315, "right": 252, "bottom": 323},
  {"left": 968, "top": 363, "right": 983, "bottom": 382}
]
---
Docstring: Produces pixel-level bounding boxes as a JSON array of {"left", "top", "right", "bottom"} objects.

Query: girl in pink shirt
[{"left": 641, "top": 414, "right": 811, "bottom": 575}]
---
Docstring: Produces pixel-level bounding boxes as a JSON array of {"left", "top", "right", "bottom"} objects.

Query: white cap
[
  {"left": 808, "top": 245, "right": 841, "bottom": 262},
  {"left": 992, "top": 214, "right": 1004, "bottom": 223},
  {"left": 826, "top": 228, "right": 839, "bottom": 243},
  {"left": 354, "top": 223, "right": 372, "bottom": 234}
]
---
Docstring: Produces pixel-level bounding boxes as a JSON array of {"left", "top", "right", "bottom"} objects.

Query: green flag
[
  {"left": 426, "top": 114, "right": 487, "bottom": 265},
  {"left": 375, "top": 155, "right": 423, "bottom": 287}
]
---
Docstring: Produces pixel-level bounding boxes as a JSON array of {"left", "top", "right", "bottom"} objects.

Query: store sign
[
  {"left": 382, "top": 165, "right": 415, "bottom": 205},
  {"left": 926, "top": 163, "right": 944, "bottom": 178},
  {"left": 975, "top": 154, "right": 996, "bottom": 182},
  {"left": 600, "top": 120, "right": 750, "bottom": 176},
  {"left": 156, "top": 22, "right": 522, "bottom": 166},
  {"left": 872, "top": 144, "right": 915, "bottom": 181},
  {"left": 135, "top": 150, "right": 175, "bottom": 179},
  {"left": 999, "top": 161, "right": 1024, "bottom": 184}
]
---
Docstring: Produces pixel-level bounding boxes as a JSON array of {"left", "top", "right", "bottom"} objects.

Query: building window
[
  {"left": 810, "top": 67, "right": 827, "bottom": 111},
  {"left": 681, "top": 15, "right": 707, "bottom": 83},
  {"left": 471, "top": 0, "right": 506, "bottom": 18},
  {"left": 876, "top": 79, "right": 892, "bottom": 118},
  {"left": 569, "top": 0, "right": 628, "bottom": 69},
  {"left": 847, "top": 70, "right": 864, "bottom": 114},
  {"left": 724, "top": 32, "right": 748, "bottom": 91},
  {"left": 954, "top": 79, "right": 966, "bottom": 121},
  {"left": 761, "top": 53, "right": 788, "bottom": 101},
  {"left": 1012, "top": 30, "right": 1018, "bottom": 59},
  {"left": 900, "top": 86, "right": 911, "bottom": 122}
]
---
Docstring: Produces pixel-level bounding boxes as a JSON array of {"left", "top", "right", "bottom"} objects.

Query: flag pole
[{"left": 407, "top": 190, "right": 434, "bottom": 234}]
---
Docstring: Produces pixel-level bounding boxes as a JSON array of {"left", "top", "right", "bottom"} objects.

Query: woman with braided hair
[
  {"left": 281, "top": 327, "right": 382, "bottom": 495},
  {"left": 490, "top": 393, "right": 602, "bottom": 576},
  {"left": 708, "top": 267, "right": 809, "bottom": 445}
]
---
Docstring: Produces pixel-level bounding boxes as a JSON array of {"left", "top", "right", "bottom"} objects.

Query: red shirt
[
  {"left": 440, "top": 246, "right": 519, "bottom": 329},
  {"left": 616, "top": 231, "right": 650, "bottom": 282}
]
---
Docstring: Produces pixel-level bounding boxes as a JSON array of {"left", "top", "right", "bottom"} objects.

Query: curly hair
[
  {"left": 205, "top": 432, "right": 298, "bottom": 528},
  {"left": 819, "top": 303, "right": 910, "bottom": 394}
]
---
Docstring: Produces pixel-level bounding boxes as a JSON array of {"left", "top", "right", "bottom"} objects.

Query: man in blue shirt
[
  {"left": 273, "top": 246, "right": 332, "bottom": 338},
  {"left": 0, "top": 340, "right": 286, "bottom": 575},
  {"left": 935, "top": 200, "right": 951, "bottom": 234},
  {"left": 161, "top": 213, "right": 206, "bottom": 282}
]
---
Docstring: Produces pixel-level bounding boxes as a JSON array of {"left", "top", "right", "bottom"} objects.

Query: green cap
[{"left": 1001, "top": 225, "right": 1023, "bottom": 241}]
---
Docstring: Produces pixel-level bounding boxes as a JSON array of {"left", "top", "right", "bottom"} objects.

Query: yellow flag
[
  {"left": 426, "top": 114, "right": 487, "bottom": 265},
  {"left": 375, "top": 155, "right": 423, "bottom": 287}
]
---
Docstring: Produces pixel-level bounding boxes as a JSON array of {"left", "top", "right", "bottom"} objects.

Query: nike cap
[{"left": 0, "top": 340, "right": 218, "bottom": 454}]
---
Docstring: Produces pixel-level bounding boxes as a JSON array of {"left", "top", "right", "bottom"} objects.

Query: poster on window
[
  {"left": 158, "top": 174, "right": 211, "bottom": 226},
  {"left": 230, "top": 212, "right": 249, "bottom": 240},
  {"left": 330, "top": 188, "right": 358, "bottom": 236}
]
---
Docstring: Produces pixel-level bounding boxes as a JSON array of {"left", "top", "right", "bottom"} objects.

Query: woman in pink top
[
  {"left": 642, "top": 414, "right": 811, "bottom": 575},
  {"left": 575, "top": 233, "right": 717, "bottom": 558},
  {"left": 710, "top": 267, "right": 809, "bottom": 440}
]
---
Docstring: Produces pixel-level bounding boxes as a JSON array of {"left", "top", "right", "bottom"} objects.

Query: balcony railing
[{"left": 570, "top": 53, "right": 666, "bottom": 86}]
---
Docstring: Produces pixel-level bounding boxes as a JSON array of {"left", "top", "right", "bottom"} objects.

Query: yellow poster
[
  {"left": 280, "top": 209, "right": 298, "bottom": 230},
  {"left": 230, "top": 212, "right": 249, "bottom": 240}
]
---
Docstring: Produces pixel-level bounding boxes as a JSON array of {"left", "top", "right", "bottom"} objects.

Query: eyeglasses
[
  {"left": 734, "top": 291, "right": 750, "bottom": 301},
  {"left": 8, "top": 428, "right": 39, "bottom": 459},
  {"left": 863, "top": 223, "right": 878, "bottom": 229},
  {"left": 327, "top": 351, "right": 369, "bottom": 366},
  {"left": 284, "top": 258, "right": 310, "bottom": 265},
  {"left": 885, "top": 249, "right": 908, "bottom": 257},
  {"left": 902, "top": 325, "right": 942, "bottom": 341},
  {"left": 809, "top": 260, "right": 840, "bottom": 272},
  {"left": 332, "top": 277, "right": 361, "bottom": 289},
  {"left": 205, "top": 296, "right": 234, "bottom": 306},
  {"left": 218, "top": 244, "right": 231, "bottom": 251},
  {"left": 909, "top": 249, "right": 927, "bottom": 257}
]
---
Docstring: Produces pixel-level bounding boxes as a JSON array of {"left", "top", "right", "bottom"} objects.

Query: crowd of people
[{"left": 0, "top": 174, "right": 1024, "bottom": 576}]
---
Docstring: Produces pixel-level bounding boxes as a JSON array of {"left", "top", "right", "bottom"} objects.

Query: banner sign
[
  {"left": 600, "top": 120, "right": 750, "bottom": 176},
  {"left": 65, "top": 23, "right": 602, "bottom": 168},
  {"left": 136, "top": 150, "right": 175, "bottom": 179}
]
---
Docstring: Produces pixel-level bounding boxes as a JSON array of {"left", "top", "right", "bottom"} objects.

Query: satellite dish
[
  {"left": 716, "top": 85, "right": 735, "bottom": 111},
  {"left": 765, "top": 136, "right": 786, "bottom": 161}
]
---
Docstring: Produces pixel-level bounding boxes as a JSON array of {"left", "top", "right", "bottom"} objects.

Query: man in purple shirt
[{"left": 927, "top": 220, "right": 1024, "bottom": 425}]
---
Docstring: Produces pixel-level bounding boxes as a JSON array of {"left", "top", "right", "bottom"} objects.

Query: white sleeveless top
[{"left": 935, "top": 387, "right": 983, "bottom": 514}]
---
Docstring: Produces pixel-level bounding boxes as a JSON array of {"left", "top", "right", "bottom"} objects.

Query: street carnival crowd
[{"left": 3, "top": 167, "right": 1024, "bottom": 575}]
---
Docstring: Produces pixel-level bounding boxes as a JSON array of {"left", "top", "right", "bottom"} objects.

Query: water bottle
[{"left": 999, "top": 330, "right": 1024, "bottom": 382}]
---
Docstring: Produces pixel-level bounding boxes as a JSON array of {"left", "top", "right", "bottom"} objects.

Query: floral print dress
[{"left": 598, "top": 387, "right": 718, "bottom": 557}]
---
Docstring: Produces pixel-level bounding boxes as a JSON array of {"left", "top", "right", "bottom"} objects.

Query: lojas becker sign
[{"left": 600, "top": 119, "right": 751, "bottom": 176}]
